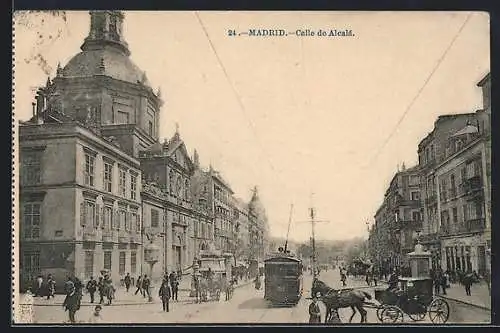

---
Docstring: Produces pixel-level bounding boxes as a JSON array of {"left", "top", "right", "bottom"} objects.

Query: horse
[{"left": 312, "top": 278, "right": 372, "bottom": 323}]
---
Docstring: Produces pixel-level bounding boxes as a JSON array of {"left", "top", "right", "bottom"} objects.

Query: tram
[{"left": 264, "top": 248, "right": 304, "bottom": 306}]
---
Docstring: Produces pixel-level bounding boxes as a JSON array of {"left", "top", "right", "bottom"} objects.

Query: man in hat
[
  {"left": 63, "top": 285, "right": 80, "bottom": 323},
  {"left": 308, "top": 292, "right": 322, "bottom": 323},
  {"left": 86, "top": 277, "right": 98, "bottom": 303}
]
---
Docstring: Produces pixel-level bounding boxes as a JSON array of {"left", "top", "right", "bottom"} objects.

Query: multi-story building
[
  {"left": 140, "top": 182, "right": 167, "bottom": 281},
  {"left": 189, "top": 151, "right": 215, "bottom": 256},
  {"left": 370, "top": 165, "right": 422, "bottom": 272},
  {"left": 417, "top": 113, "right": 478, "bottom": 269},
  {"left": 210, "top": 168, "right": 235, "bottom": 253},
  {"left": 248, "top": 187, "right": 268, "bottom": 262},
  {"left": 370, "top": 72, "right": 491, "bottom": 276},
  {"left": 139, "top": 129, "right": 196, "bottom": 273},
  {"left": 233, "top": 197, "right": 250, "bottom": 262},
  {"left": 19, "top": 120, "right": 143, "bottom": 289},
  {"left": 436, "top": 73, "right": 491, "bottom": 275}
]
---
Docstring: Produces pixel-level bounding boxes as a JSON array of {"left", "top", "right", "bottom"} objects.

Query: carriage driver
[{"left": 387, "top": 269, "right": 399, "bottom": 291}]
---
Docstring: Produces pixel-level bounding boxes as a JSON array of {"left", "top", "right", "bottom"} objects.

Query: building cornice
[{"left": 20, "top": 123, "right": 141, "bottom": 168}]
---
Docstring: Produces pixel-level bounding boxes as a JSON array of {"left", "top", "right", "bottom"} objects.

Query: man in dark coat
[
  {"left": 97, "top": 277, "right": 105, "bottom": 304},
  {"left": 124, "top": 273, "right": 132, "bottom": 292},
  {"left": 63, "top": 286, "right": 80, "bottom": 323},
  {"left": 86, "top": 277, "right": 98, "bottom": 303},
  {"left": 308, "top": 292, "right": 322, "bottom": 323},
  {"left": 142, "top": 275, "right": 151, "bottom": 299},
  {"left": 64, "top": 277, "right": 75, "bottom": 295},
  {"left": 387, "top": 269, "right": 399, "bottom": 291},
  {"left": 159, "top": 280, "right": 171, "bottom": 312},
  {"left": 134, "top": 275, "right": 143, "bottom": 296},
  {"left": 170, "top": 275, "right": 179, "bottom": 301},
  {"left": 46, "top": 274, "right": 56, "bottom": 300}
]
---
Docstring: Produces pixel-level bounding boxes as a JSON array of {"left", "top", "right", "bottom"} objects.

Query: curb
[
  {"left": 29, "top": 281, "right": 254, "bottom": 307},
  {"left": 438, "top": 295, "right": 491, "bottom": 312}
]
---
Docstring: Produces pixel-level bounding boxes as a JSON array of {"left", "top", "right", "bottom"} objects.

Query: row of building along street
[
  {"left": 18, "top": 10, "right": 270, "bottom": 293},
  {"left": 368, "top": 72, "right": 491, "bottom": 287}
]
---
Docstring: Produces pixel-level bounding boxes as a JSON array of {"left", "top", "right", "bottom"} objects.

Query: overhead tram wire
[
  {"left": 194, "top": 12, "right": 288, "bottom": 191},
  {"left": 365, "top": 13, "right": 473, "bottom": 167}
]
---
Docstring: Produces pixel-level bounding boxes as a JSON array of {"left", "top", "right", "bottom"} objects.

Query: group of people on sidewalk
[
  {"left": 157, "top": 271, "right": 181, "bottom": 312},
  {"left": 29, "top": 274, "right": 57, "bottom": 299}
]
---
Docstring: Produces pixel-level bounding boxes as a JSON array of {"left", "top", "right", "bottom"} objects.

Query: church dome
[{"left": 62, "top": 47, "right": 150, "bottom": 86}]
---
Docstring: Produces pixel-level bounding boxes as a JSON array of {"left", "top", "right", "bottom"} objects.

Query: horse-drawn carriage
[
  {"left": 373, "top": 277, "right": 450, "bottom": 323},
  {"left": 194, "top": 251, "right": 234, "bottom": 302}
]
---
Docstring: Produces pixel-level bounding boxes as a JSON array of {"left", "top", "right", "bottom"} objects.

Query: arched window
[{"left": 169, "top": 170, "right": 175, "bottom": 195}]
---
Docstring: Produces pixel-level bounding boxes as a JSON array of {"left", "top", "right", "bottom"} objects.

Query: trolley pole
[{"left": 310, "top": 207, "right": 318, "bottom": 279}]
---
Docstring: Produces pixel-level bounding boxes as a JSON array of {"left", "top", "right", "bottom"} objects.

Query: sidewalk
[
  {"left": 439, "top": 282, "right": 491, "bottom": 311},
  {"left": 27, "top": 277, "right": 253, "bottom": 307}
]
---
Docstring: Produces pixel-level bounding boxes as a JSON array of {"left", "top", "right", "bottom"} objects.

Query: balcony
[
  {"left": 118, "top": 231, "right": 129, "bottom": 243},
  {"left": 83, "top": 229, "right": 97, "bottom": 241},
  {"left": 102, "top": 230, "right": 114, "bottom": 242},
  {"left": 440, "top": 218, "right": 486, "bottom": 236},
  {"left": 399, "top": 219, "right": 423, "bottom": 230},
  {"left": 396, "top": 197, "right": 421, "bottom": 208},
  {"left": 130, "top": 232, "right": 141, "bottom": 244},
  {"left": 418, "top": 232, "right": 439, "bottom": 245},
  {"left": 465, "top": 218, "right": 486, "bottom": 233},
  {"left": 464, "top": 176, "right": 483, "bottom": 194}
]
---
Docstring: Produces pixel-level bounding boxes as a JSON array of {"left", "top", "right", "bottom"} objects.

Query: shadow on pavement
[{"left": 238, "top": 298, "right": 269, "bottom": 310}]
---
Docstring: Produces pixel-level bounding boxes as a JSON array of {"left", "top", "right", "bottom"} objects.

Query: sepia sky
[{"left": 13, "top": 11, "right": 490, "bottom": 242}]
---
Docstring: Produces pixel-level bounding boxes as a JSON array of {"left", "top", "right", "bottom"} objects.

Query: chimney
[{"left": 32, "top": 102, "right": 36, "bottom": 118}]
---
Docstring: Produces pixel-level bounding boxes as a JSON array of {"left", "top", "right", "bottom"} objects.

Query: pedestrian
[
  {"left": 387, "top": 269, "right": 398, "bottom": 291},
  {"left": 97, "top": 277, "right": 105, "bottom": 304},
  {"left": 159, "top": 280, "right": 171, "bottom": 312},
  {"left": 88, "top": 305, "right": 104, "bottom": 324},
  {"left": 63, "top": 286, "right": 80, "bottom": 323},
  {"left": 308, "top": 292, "right": 322, "bottom": 323},
  {"left": 464, "top": 271, "right": 473, "bottom": 296},
  {"left": 86, "top": 277, "right": 97, "bottom": 303},
  {"left": 64, "top": 276, "right": 75, "bottom": 295},
  {"left": 46, "top": 274, "right": 56, "bottom": 300},
  {"left": 35, "top": 275, "right": 43, "bottom": 297},
  {"left": 170, "top": 276, "right": 179, "bottom": 301},
  {"left": 134, "top": 275, "right": 143, "bottom": 296},
  {"left": 124, "top": 273, "right": 131, "bottom": 292},
  {"left": 441, "top": 271, "right": 448, "bottom": 295},
  {"left": 434, "top": 270, "right": 441, "bottom": 295},
  {"left": 142, "top": 275, "right": 151, "bottom": 299}
]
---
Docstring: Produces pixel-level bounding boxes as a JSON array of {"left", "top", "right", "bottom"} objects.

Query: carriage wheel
[
  {"left": 380, "top": 306, "right": 404, "bottom": 323},
  {"left": 376, "top": 305, "right": 386, "bottom": 322},
  {"left": 428, "top": 298, "right": 450, "bottom": 324},
  {"left": 408, "top": 311, "right": 426, "bottom": 321}
]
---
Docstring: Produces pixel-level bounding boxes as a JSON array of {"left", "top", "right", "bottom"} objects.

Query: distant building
[{"left": 370, "top": 164, "right": 422, "bottom": 271}]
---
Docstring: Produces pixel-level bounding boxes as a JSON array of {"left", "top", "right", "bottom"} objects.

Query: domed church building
[{"left": 19, "top": 11, "right": 161, "bottom": 290}]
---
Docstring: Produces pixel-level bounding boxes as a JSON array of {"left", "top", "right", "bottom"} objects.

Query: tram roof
[{"left": 264, "top": 254, "right": 302, "bottom": 263}]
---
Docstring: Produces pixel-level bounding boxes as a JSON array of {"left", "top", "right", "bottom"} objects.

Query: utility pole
[
  {"left": 296, "top": 195, "right": 329, "bottom": 282},
  {"left": 310, "top": 207, "right": 318, "bottom": 279}
]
